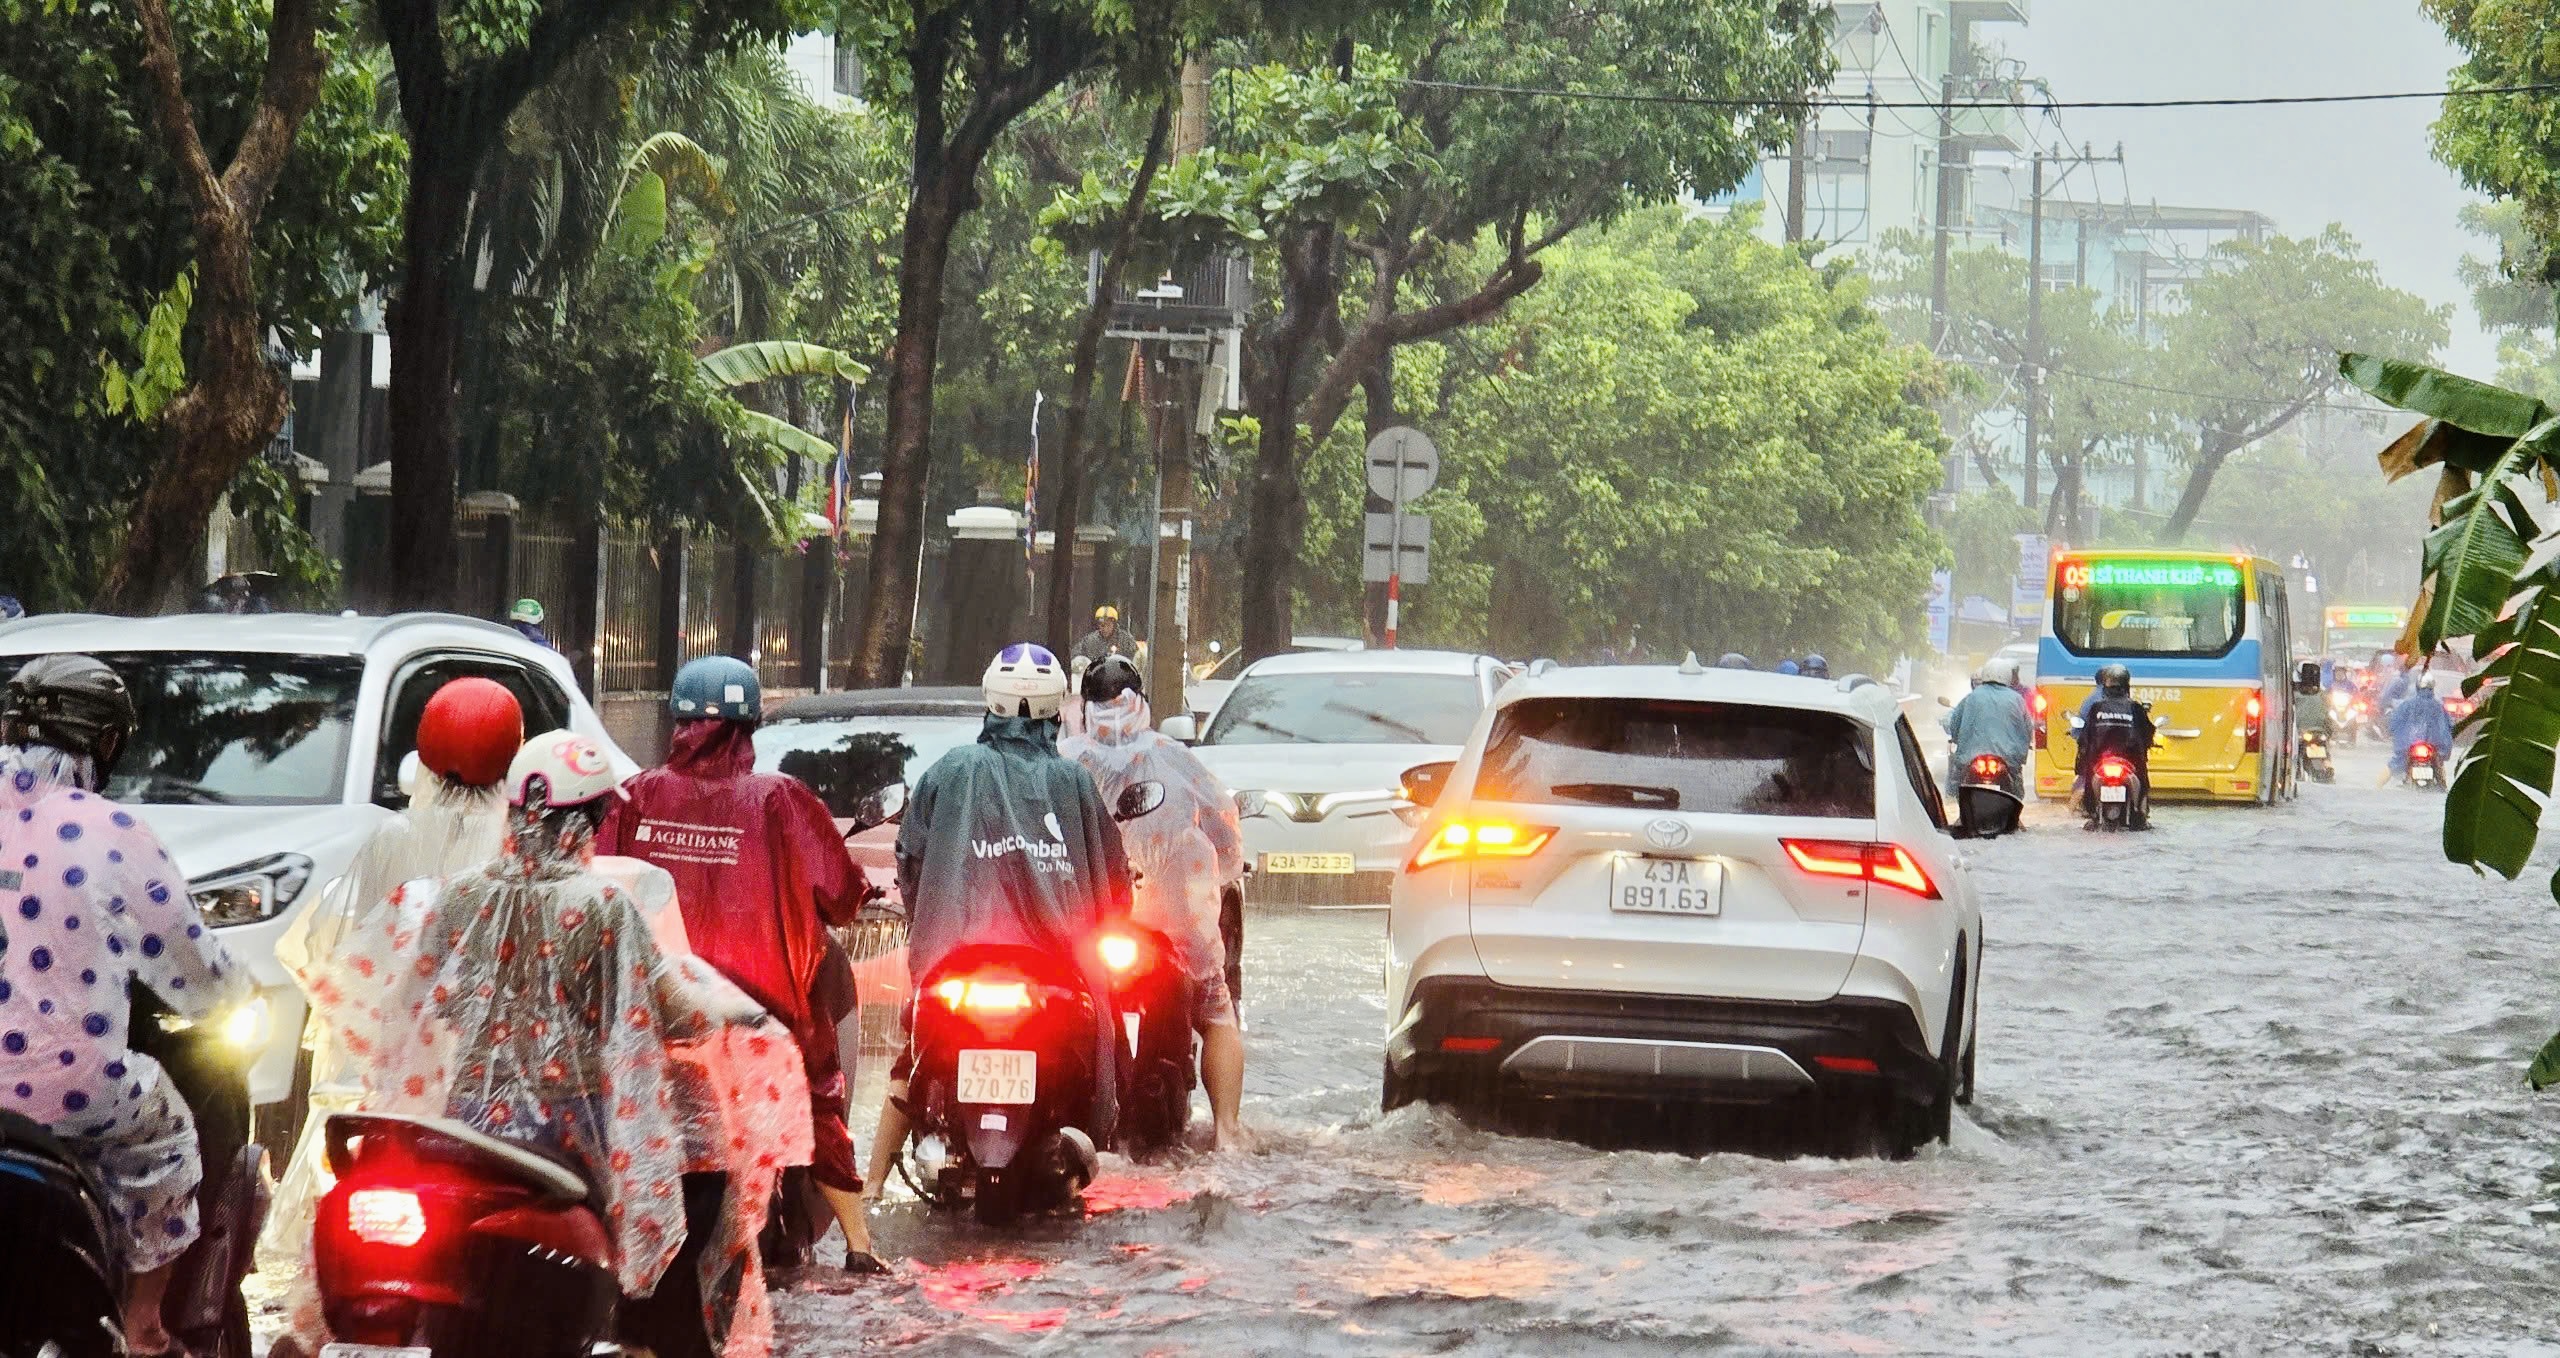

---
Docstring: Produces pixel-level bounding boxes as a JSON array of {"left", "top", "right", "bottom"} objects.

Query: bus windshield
[{"left": 2053, "top": 557, "right": 2246, "bottom": 659}]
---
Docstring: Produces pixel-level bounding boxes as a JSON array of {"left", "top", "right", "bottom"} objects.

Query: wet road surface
[{"left": 794, "top": 743, "right": 2560, "bottom": 1355}]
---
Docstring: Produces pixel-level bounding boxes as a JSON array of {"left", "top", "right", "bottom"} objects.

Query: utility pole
[
  {"left": 1786, "top": 108, "right": 1810, "bottom": 243},
  {"left": 1929, "top": 71, "right": 1956, "bottom": 351},
  {"left": 2022, "top": 143, "right": 2123, "bottom": 525},
  {"left": 1147, "top": 50, "right": 1212, "bottom": 714}
]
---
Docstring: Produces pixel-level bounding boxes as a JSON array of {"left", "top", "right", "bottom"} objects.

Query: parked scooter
[
  {"left": 896, "top": 780, "right": 1168, "bottom": 1226},
  {"left": 0, "top": 986, "right": 269, "bottom": 1358},
  {"left": 1954, "top": 753, "right": 2024, "bottom": 839}
]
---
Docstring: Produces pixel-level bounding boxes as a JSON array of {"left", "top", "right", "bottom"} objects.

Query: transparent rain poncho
[
  {"left": 309, "top": 799, "right": 813, "bottom": 1357},
  {"left": 267, "top": 754, "right": 509, "bottom": 1261},
  {"left": 1060, "top": 690, "right": 1245, "bottom": 982}
]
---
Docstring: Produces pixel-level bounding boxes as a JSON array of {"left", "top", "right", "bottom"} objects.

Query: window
[
  {"left": 1474, "top": 698, "right": 1875, "bottom": 818},
  {"left": 2052, "top": 557, "right": 2246, "bottom": 659},
  {"left": 1203, "top": 672, "right": 1483, "bottom": 747},
  {"left": 1895, "top": 718, "right": 1949, "bottom": 831},
  {"left": 831, "top": 38, "right": 863, "bottom": 99},
  {"left": 95, "top": 652, "right": 362, "bottom": 807},
  {"left": 375, "top": 653, "right": 572, "bottom": 807},
  {"left": 1831, "top": 3, "right": 1881, "bottom": 69},
  {"left": 1810, "top": 131, "right": 1872, "bottom": 245},
  {"left": 754, "top": 714, "right": 979, "bottom": 817}
]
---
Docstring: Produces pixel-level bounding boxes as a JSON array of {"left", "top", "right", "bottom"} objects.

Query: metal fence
[
  {"left": 755, "top": 550, "right": 807, "bottom": 689},
  {"left": 600, "top": 532, "right": 664, "bottom": 693},
  {"left": 681, "top": 538, "right": 737, "bottom": 661},
  {"left": 511, "top": 516, "right": 581, "bottom": 626}
]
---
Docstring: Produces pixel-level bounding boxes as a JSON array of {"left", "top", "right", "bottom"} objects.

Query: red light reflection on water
[
  {"left": 1083, "top": 1173, "right": 1190, "bottom": 1215},
  {"left": 915, "top": 1258, "right": 1069, "bottom": 1334}
]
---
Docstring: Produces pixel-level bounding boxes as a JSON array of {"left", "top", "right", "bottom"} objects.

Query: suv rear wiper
[
  {"left": 134, "top": 774, "right": 237, "bottom": 806},
  {"left": 1549, "top": 781, "right": 1680, "bottom": 809}
]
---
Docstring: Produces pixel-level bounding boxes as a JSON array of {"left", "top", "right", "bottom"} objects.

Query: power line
[{"left": 1390, "top": 77, "right": 2560, "bottom": 113}]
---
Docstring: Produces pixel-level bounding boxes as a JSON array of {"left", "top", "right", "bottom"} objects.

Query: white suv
[
  {"left": 1385, "top": 664, "right": 1983, "bottom": 1155},
  {"left": 0, "top": 612, "right": 635, "bottom": 1150}
]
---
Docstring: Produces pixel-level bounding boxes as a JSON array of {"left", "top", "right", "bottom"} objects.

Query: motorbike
[
  {"left": 2298, "top": 727, "right": 2336, "bottom": 784},
  {"left": 2405, "top": 741, "right": 2446, "bottom": 791},
  {"left": 0, "top": 986, "right": 269, "bottom": 1358},
  {"left": 896, "top": 779, "right": 1169, "bottom": 1226},
  {"left": 2087, "top": 754, "right": 2148, "bottom": 831},
  {"left": 1101, "top": 916, "right": 1198, "bottom": 1161},
  {"left": 1954, "top": 752, "right": 2025, "bottom": 839}
]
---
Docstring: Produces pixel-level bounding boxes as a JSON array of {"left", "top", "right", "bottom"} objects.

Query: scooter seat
[{"left": 327, "top": 1112, "right": 590, "bottom": 1205}]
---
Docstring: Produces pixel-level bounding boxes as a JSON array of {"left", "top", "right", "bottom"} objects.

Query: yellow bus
[{"left": 2030, "top": 550, "right": 2296, "bottom": 805}]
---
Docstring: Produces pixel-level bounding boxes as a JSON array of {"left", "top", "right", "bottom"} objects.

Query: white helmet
[
  {"left": 984, "top": 642, "right": 1069, "bottom": 720},
  {"left": 1991, "top": 658, "right": 2022, "bottom": 687},
  {"left": 2416, "top": 671, "right": 2438, "bottom": 693},
  {"left": 505, "top": 730, "right": 620, "bottom": 810}
]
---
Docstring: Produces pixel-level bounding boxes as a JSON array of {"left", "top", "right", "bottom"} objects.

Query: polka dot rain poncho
[{"left": 0, "top": 743, "right": 250, "bottom": 1271}]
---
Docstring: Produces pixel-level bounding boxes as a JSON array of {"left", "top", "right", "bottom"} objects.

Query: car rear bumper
[{"left": 1387, "top": 977, "right": 1940, "bottom": 1106}]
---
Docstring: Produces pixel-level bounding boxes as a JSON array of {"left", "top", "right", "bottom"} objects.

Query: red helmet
[{"left": 415, "top": 678, "right": 524, "bottom": 787}]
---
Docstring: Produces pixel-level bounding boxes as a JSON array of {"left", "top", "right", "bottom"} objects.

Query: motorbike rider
[
  {"left": 506, "top": 597, "right": 555, "bottom": 649},
  {"left": 2074, "top": 663, "right": 2157, "bottom": 828},
  {"left": 863, "top": 643, "right": 1135, "bottom": 1198},
  {"left": 1715, "top": 652, "right": 1754, "bottom": 670},
  {"left": 1071, "top": 604, "right": 1143, "bottom": 668},
  {"left": 1059, "top": 656, "right": 1252, "bottom": 1150},
  {"left": 1941, "top": 658, "right": 2032, "bottom": 798},
  {"left": 0, "top": 655, "right": 251, "bottom": 1355},
  {"left": 596, "top": 655, "right": 879, "bottom": 1271},
  {"left": 2293, "top": 661, "right": 2332, "bottom": 743},
  {"left": 267, "top": 677, "right": 522, "bottom": 1262},
  {"left": 2386, "top": 671, "right": 2455, "bottom": 785},
  {"left": 0, "top": 594, "right": 23, "bottom": 621},
  {"left": 1800, "top": 653, "right": 1831, "bottom": 680}
]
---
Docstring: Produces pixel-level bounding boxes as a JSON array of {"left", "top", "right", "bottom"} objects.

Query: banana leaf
[
  {"left": 2531, "top": 1028, "right": 2560, "bottom": 1091},
  {"left": 734, "top": 408, "right": 837, "bottom": 463},
  {"left": 2376, "top": 417, "right": 2522, "bottom": 481},
  {"left": 2340, "top": 352, "right": 2551, "bottom": 437},
  {"left": 2442, "top": 559, "right": 2560, "bottom": 879},
  {"left": 2415, "top": 459, "right": 2541, "bottom": 653},
  {"left": 699, "top": 341, "right": 869, "bottom": 390}
]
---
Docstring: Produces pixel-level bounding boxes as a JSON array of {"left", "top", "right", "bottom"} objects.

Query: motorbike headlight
[
  {"left": 189, "top": 852, "right": 315, "bottom": 928},
  {"left": 156, "top": 994, "right": 272, "bottom": 1052}
]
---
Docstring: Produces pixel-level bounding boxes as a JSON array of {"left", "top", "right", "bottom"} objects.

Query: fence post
[
  {"left": 568, "top": 516, "right": 603, "bottom": 696},
  {"left": 727, "top": 545, "right": 760, "bottom": 662},
  {"left": 800, "top": 546, "right": 831, "bottom": 692},
  {"left": 654, "top": 529, "right": 687, "bottom": 689}
]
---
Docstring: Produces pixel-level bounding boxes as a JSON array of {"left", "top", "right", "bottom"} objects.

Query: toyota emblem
[{"left": 1644, "top": 818, "right": 1690, "bottom": 850}]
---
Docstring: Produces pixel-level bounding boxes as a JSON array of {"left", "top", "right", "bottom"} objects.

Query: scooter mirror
[
  {"left": 847, "top": 782, "right": 909, "bottom": 836},
  {"left": 1115, "top": 780, "right": 1168, "bottom": 821}
]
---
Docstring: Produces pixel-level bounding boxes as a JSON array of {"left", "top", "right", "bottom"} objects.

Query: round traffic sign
[{"left": 1365, "top": 426, "right": 1440, "bottom": 503}]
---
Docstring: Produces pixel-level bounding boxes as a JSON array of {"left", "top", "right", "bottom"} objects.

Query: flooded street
[{"left": 796, "top": 744, "right": 2560, "bottom": 1355}]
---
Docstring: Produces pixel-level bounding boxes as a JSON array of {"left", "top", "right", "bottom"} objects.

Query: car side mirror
[
  {"left": 846, "top": 782, "right": 908, "bottom": 836},
  {"left": 1401, "top": 760, "right": 1457, "bottom": 808},
  {"left": 1114, "top": 780, "right": 1168, "bottom": 822},
  {"left": 1158, "top": 714, "right": 1199, "bottom": 743}
]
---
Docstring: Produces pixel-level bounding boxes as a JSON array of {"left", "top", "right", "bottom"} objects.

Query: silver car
[{"left": 1171, "top": 649, "right": 1509, "bottom": 908}]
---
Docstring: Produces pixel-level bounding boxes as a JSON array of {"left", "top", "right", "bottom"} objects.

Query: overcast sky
[{"left": 2005, "top": 0, "right": 2496, "bottom": 376}]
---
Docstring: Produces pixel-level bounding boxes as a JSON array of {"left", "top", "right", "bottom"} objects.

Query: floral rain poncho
[
  {"left": 0, "top": 744, "right": 249, "bottom": 1272},
  {"left": 1059, "top": 690, "right": 1245, "bottom": 984},
  {"left": 318, "top": 802, "right": 813, "bottom": 1357},
  {"left": 267, "top": 755, "right": 508, "bottom": 1260}
]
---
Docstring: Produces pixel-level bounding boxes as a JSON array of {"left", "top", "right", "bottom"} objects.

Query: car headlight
[
  {"left": 189, "top": 853, "right": 315, "bottom": 928},
  {"left": 1233, "top": 789, "right": 1269, "bottom": 820}
]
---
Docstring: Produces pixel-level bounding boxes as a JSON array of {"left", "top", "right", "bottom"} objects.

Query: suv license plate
[
  {"left": 1263, "top": 852, "right": 1355, "bottom": 874},
  {"left": 322, "top": 1347, "right": 432, "bottom": 1358},
  {"left": 1611, "top": 856, "right": 1722, "bottom": 916},
  {"left": 958, "top": 1049, "right": 1037, "bottom": 1104},
  {"left": 2099, "top": 784, "right": 2129, "bottom": 803}
]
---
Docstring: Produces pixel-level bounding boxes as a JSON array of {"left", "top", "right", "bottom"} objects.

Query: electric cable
[{"left": 1388, "top": 76, "right": 2560, "bottom": 112}]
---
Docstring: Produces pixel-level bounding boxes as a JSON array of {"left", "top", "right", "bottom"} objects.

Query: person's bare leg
[
  {"left": 1201, "top": 1023, "right": 1251, "bottom": 1150},
  {"left": 126, "top": 1263, "right": 175, "bottom": 1352},
  {"left": 863, "top": 1080, "right": 911, "bottom": 1204},
  {"left": 817, "top": 1183, "right": 881, "bottom": 1268}
]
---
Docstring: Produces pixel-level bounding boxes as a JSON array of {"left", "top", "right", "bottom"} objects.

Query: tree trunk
[
  {"left": 851, "top": 171, "right": 964, "bottom": 686},
  {"left": 1043, "top": 101, "right": 1172, "bottom": 653},
  {"left": 385, "top": 150, "right": 472, "bottom": 610},
  {"left": 1237, "top": 229, "right": 1338, "bottom": 660},
  {"left": 96, "top": 0, "right": 324, "bottom": 614},
  {"left": 2159, "top": 435, "right": 2236, "bottom": 544}
]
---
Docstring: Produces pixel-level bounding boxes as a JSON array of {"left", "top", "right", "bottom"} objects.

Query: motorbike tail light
[
  {"left": 2412, "top": 743, "right": 2436, "bottom": 761},
  {"left": 1410, "top": 818, "right": 1555, "bottom": 871},
  {"left": 1099, "top": 932, "right": 1142, "bottom": 973},
  {"left": 345, "top": 1188, "right": 427, "bottom": 1248},
  {"left": 1969, "top": 754, "right": 2006, "bottom": 779},
  {"left": 1780, "top": 840, "right": 1940, "bottom": 900},
  {"left": 2096, "top": 756, "right": 2132, "bottom": 785},
  {"left": 934, "top": 978, "right": 1033, "bottom": 1014}
]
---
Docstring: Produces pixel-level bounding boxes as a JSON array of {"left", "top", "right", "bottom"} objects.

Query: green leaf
[
  {"left": 606, "top": 172, "right": 667, "bottom": 259},
  {"left": 2340, "top": 352, "right": 2550, "bottom": 437},
  {"left": 2443, "top": 562, "right": 2560, "bottom": 877},
  {"left": 2414, "top": 418, "right": 2557, "bottom": 651},
  {"left": 698, "top": 340, "right": 867, "bottom": 390},
  {"left": 732, "top": 408, "right": 836, "bottom": 463},
  {"left": 2529, "top": 1022, "right": 2560, "bottom": 1091}
]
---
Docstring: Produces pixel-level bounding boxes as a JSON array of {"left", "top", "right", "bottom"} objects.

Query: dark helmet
[
  {"left": 2097, "top": 663, "right": 2133, "bottom": 697},
  {"left": 1082, "top": 654, "right": 1144, "bottom": 704},
  {"left": 1715, "top": 652, "right": 1753, "bottom": 670},
  {"left": 670, "top": 655, "right": 760, "bottom": 722},
  {"left": 2, "top": 654, "right": 138, "bottom": 774},
  {"left": 2295, "top": 660, "right": 2321, "bottom": 693},
  {"left": 1801, "top": 653, "right": 1830, "bottom": 678}
]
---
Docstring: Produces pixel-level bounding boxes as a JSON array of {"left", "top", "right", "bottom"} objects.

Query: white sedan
[{"left": 1169, "top": 649, "right": 1510, "bottom": 909}]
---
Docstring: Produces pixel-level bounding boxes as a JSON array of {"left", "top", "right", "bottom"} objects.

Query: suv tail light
[
  {"left": 1780, "top": 840, "right": 1940, "bottom": 900},
  {"left": 1410, "top": 819, "right": 1555, "bottom": 871}
]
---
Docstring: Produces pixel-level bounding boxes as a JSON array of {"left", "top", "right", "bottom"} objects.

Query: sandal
[{"left": 842, "top": 1249, "right": 893, "bottom": 1277}]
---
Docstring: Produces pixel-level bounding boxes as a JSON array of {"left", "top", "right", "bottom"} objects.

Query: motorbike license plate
[
  {"left": 1263, "top": 852, "right": 1355, "bottom": 874},
  {"left": 958, "top": 1049, "right": 1037, "bottom": 1104},
  {"left": 322, "top": 1347, "right": 433, "bottom": 1358},
  {"left": 1610, "top": 856, "right": 1722, "bottom": 916},
  {"left": 2413, "top": 765, "right": 2436, "bottom": 786},
  {"left": 2099, "top": 784, "right": 2130, "bottom": 804}
]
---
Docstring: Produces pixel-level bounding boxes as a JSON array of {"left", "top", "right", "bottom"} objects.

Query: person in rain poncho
[
  {"left": 0, "top": 655, "right": 250, "bottom": 1355},
  {"left": 267, "top": 676, "right": 521, "bottom": 1263},
  {"left": 597, "top": 655, "right": 878, "bottom": 1271},
  {"left": 1059, "top": 657, "right": 1251, "bottom": 1149},
  {"left": 1941, "top": 658, "right": 2032, "bottom": 796},
  {"left": 2386, "top": 671, "right": 2455, "bottom": 783},
  {"left": 307, "top": 731, "right": 812, "bottom": 1358},
  {"left": 863, "top": 643, "right": 1133, "bottom": 1196}
]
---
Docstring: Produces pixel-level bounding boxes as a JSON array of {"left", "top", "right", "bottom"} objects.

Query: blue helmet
[
  {"left": 0, "top": 596, "right": 21, "bottom": 621},
  {"left": 671, "top": 655, "right": 761, "bottom": 722},
  {"left": 1776, "top": 659, "right": 1801, "bottom": 676}
]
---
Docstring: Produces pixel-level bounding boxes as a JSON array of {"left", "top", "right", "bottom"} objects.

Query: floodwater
[{"left": 791, "top": 743, "right": 2560, "bottom": 1356}]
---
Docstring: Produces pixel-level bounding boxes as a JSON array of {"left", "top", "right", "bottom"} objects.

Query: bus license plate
[
  {"left": 323, "top": 1347, "right": 432, "bottom": 1358},
  {"left": 2099, "top": 784, "right": 2129, "bottom": 803},
  {"left": 1611, "top": 857, "right": 1722, "bottom": 916},
  {"left": 958, "top": 1050, "right": 1037, "bottom": 1104}
]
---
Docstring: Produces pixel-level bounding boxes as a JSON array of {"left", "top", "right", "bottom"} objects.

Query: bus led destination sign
[{"left": 2059, "top": 558, "right": 2241, "bottom": 590}]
